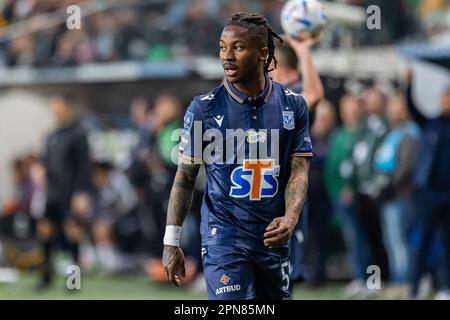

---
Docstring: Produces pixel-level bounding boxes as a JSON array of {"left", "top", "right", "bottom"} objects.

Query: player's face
[
  {"left": 219, "top": 26, "right": 267, "bottom": 84},
  {"left": 387, "top": 95, "right": 408, "bottom": 124},
  {"left": 340, "top": 96, "right": 361, "bottom": 127},
  {"left": 364, "top": 88, "right": 385, "bottom": 116},
  {"left": 50, "top": 96, "right": 73, "bottom": 126}
]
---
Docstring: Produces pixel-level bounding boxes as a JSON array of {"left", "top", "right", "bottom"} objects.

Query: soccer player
[
  {"left": 271, "top": 34, "right": 324, "bottom": 110},
  {"left": 162, "top": 13, "right": 312, "bottom": 300},
  {"left": 271, "top": 31, "right": 324, "bottom": 286}
]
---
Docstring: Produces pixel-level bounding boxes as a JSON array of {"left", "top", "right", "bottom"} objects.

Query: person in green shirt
[{"left": 325, "top": 94, "right": 371, "bottom": 297}]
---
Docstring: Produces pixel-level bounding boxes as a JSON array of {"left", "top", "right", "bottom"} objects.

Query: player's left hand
[{"left": 263, "top": 215, "right": 298, "bottom": 248}]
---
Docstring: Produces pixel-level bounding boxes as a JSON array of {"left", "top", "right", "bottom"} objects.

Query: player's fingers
[
  {"left": 165, "top": 264, "right": 174, "bottom": 283},
  {"left": 172, "top": 266, "right": 181, "bottom": 287},
  {"left": 266, "top": 222, "right": 277, "bottom": 231},
  {"left": 179, "top": 261, "right": 186, "bottom": 278},
  {"left": 264, "top": 230, "right": 290, "bottom": 247},
  {"left": 266, "top": 218, "right": 280, "bottom": 231},
  {"left": 265, "top": 224, "right": 288, "bottom": 237},
  {"left": 173, "top": 275, "right": 181, "bottom": 287},
  {"left": 264, "top": 234, "right": 283, "bottom": 247},
  {"left": 164, "top": 266, "right": 170, "bottom": 281},
  {"left": 264, "top": 227, "right": 285, "bottom": 239},
  {"left": 171, "top": 261, "right": 185, "bottom": 287},
  {"left": 265, "top": 236, "right": 283, "bottom": 247}
]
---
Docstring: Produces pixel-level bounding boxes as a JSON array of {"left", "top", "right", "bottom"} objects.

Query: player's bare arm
[
  {"left": 285, "top": 34, "right": 324, "bottom": 109},
  {"left": 162, "top": 160, "right": 200, "bottom": 287},
  {"left": 264, "top": 156, "right": 310, "bottom": 248}
]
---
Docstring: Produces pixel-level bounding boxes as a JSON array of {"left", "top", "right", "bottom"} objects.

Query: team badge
[{"left": 282, "top": 111, "right": 295, "bottom": 130}]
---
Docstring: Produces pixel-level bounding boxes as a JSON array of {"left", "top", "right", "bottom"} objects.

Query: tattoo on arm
[
  {"left": 285, "top": 157, "right": 310, "bottom": 219},
  {"left": 166, "top": 160, "right": 200, "bottom": 226}
]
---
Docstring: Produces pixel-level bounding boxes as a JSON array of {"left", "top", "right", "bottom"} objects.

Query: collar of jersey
[{"left": 223, "top": 74, "right": 272, "bottom": 105}]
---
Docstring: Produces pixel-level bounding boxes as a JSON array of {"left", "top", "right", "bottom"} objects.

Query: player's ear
[{"left": 259, "top": 47, "right": 269, "bottom": 63}]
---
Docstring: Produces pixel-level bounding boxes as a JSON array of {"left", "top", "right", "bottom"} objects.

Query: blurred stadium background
[{"left": 0, "top": 0, "right": 450, "bottom": 300}]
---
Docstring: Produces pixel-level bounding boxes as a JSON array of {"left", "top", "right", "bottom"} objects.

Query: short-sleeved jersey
[{"left": 179, "top": 75, "right": 313, "bottom": 256}]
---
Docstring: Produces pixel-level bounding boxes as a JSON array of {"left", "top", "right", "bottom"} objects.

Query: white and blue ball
[{"left": 281, "top": 0, "right": 327, "bottom": 40}]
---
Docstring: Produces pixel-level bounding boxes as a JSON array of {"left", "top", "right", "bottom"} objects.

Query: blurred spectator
[
  {"left": 36, "top": 94, "right": 90, "bottom": 290},
  {"left": 351, "top": 86, "right": 389, "bottom": 281},
  {"left": 407, "top": 72, "right": 450, "bottom": 299},
  {"left": 171, "top": 0, "right": 223, "bottom": 56},
  {"left": 325, "top": 94, "right": 371, "bottom": 297},
  {"left": 90, "top": 13, "right": 119, "bottom": 62},
  {"left": 89, "top": 160, "right": 138, "bottom": 273},
  {"left": 0, "top": 0, "right": 437, "bottom": 68},
  {"left": 150, "top": 93, "right": 183, "bottom": 169},
  {"left": 144, "top": 93, "right": 183, "bottom": 254},
  {"left": 306, "top": 100, "right": 337, "bottom": 286},
  {"left": 373, "top": 93, "right": 420, "bottom": 297},
  {"left": 50, "top": 31, "right": 78, "bottom": 66},
  {"left": 128, "top": 96, "right": 152, "bottom": 186},
  {"left": 5, "top": 34, "right": 35, "bottom": 66},
  {"left": 29, "top": 158, "right": 47, "bottom": 221}
]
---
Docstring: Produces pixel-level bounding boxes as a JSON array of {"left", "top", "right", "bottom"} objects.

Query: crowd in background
[
  {"left": 2, "top": 72, "right": 449, "bottom": 299},
  {"left": 0, "top": 0, "right": 449, "bottom": 67},
  {"left": 306, "top": 82, "right": 450, "bottom": 300}
]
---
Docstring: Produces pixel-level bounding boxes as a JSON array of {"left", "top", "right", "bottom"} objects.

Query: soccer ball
[{"left": 280, "top": 0, "right": 327, "bottom": 40}]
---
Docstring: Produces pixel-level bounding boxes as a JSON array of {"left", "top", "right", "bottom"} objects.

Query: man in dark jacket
[
  {"left": 407, "top": 73, "right": 450, "bottom": 299},
  {"left": 36, "top": 94, "right": 90, "bottom": 289}
]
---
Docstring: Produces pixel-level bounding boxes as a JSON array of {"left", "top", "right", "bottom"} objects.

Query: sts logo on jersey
[{"left": 230, "top": 159, "right": 279, "bottom": 200}]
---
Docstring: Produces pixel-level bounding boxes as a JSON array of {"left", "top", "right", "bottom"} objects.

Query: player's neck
[{"left": 233, "top": 74, "right": 266, "bottom": 100}]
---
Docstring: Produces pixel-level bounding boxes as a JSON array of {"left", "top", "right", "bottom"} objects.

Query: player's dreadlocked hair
[{"left": 226, "top": 12, "right": 283, "bottom": 73}]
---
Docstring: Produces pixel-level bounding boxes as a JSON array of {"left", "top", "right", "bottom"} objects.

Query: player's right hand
[
  {"left": 162, "top": 245, "right": 186, "bottom": 287},
  {"left": 263, "top": 215, "right": 297, "bottom": 248},
  {"left": 284, "top": 32, "right": 322, "bottom": 53}
]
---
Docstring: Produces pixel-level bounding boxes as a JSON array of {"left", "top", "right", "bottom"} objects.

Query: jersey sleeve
[
  {"left": 179, "top": 99, "right": 204, "bottom": 163},
  {"left": 290, "top": 97, "right": 313, "bottom": 158}
]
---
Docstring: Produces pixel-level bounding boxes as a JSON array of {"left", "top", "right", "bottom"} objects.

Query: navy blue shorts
[{"left": 202, "top": 245, "right": 290, "bottom": 300}]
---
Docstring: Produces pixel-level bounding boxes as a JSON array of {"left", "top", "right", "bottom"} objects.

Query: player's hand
[
  {"left": 264, "top": 215, "right": 298, "bottom": 248},
  {"left": 284, "top": 32, "right": 322, "bottom": 54},
  {"left": 162, "top": 245, "right": 186, "bottom": 287}
]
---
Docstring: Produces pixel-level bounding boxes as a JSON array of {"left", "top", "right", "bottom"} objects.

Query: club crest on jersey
[
  {"left": 282, "top": 111, "right": 295, "bottom": 130},
  {"left": 230, "top": 159, "right": 279, "bottom": 200},
  {"left": 246, "top": 130, "right": 267, "bottom": 144}
]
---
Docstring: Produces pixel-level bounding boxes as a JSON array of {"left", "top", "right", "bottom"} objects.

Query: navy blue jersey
[{"left": 179, "top": 75, "right": 313, "bottom": 255}]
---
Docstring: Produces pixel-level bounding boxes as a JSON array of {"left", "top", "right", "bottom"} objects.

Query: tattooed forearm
[
  {"left": 285, "top": 157, "right": 310, "bottom": 219},
  {"left": 166, "top": 161, "right": 200, "bottom": 226}
]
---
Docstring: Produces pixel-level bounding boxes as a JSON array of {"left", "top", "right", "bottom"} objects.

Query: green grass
[{"left": 0, "top": 271, "right": 351, "bottom": 300}]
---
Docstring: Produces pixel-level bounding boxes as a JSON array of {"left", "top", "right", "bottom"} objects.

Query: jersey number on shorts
[{"left": 230, "top": 159, "right": 279, "bottom": 200}]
